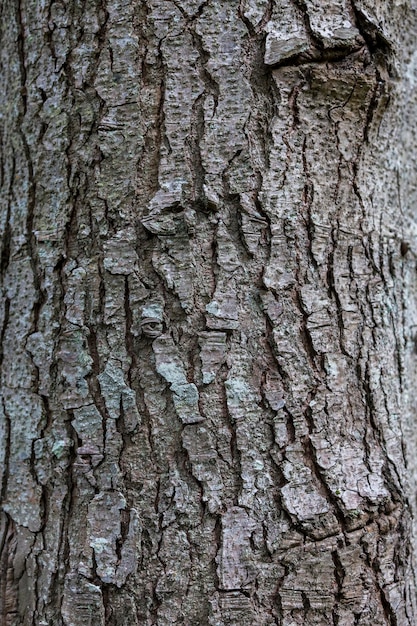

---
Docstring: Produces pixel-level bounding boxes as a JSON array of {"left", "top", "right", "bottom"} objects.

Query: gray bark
[{"left": 1, "top": 0, "right": 417, "bottom": 624}]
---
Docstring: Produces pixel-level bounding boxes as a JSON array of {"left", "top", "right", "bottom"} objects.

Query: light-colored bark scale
[{"left": 1, "top": 0, "right": 417, "bottom": 624}]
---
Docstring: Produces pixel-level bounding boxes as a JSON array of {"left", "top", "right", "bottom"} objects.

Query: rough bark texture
[{"left": 1, "top": 0, "right": 417, "bottom": 624}]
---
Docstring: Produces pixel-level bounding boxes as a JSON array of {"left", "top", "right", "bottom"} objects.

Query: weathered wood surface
[{"left": 1, "top": 0, "right": 417, "bottom": 624}]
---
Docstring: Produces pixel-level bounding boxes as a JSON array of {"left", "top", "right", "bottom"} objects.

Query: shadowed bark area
[{"left": 1, "top": 0, "right": 417, "bottom": 624}]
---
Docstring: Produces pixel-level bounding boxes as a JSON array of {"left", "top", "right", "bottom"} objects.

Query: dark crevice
[
  {"left": 0, "top": 297, "right": 10, "bottom": 377},
  {"left": 103, "top": 584, "right": 113, "bottom": 626},
  {"left": 350, "top": 2, "right": 392, "bottom": 59},
  {"left": 0, "top": 514, "right": 18, "bottom": 626},
  {"left": 326, "top": 223, "right": 351, "bottom": 359},
  {"left": 303, "top": 406, "right": 348, "bottom": 535},
  {"left": 212, "top": 514, "right": 222, "bottom": 591},
  {"left": 59, "top": 414, "right": 78, "bottom": 618},
  {"left": 136, "top": 31, "right": 166, "bottom": 213},
  {"left": 295, "top": 289, "right": 320, "bottom": 371},
  {"left": 291, "top": 0, "right": 325, "bottom": 51},
  {"left": 188, "top": 24, "right": 220, "bottom": 114},
  {"left": 185, "top": 93, "right": 206, "bottom": 209},
  {"left": 15, "top": 1, "right": 47, "bottom": 338},
  {"left": 365, "top": 547, "right": 399, "bottom": 626},
  {"left": 264, "top": 0, "right": 392, "bottom": 71},
  {"left": 363, "top": 75, "right": 390, "bottom": 143},
  {"left": 331, "top": 549, "right": 345, "bottom": 603},
  {"left": 0, "top": 156, "right": 14, "bottom": 279},
  {"left": 267, "top": 44, "right": 367, "bottom": 70},
  {"left": 85, "top": 325, "right": 110, "bottom": 462},
  {"left": 301, "top": 590, "right": 311, "bottom": 613},
  {"left": 0, "top": 398, "right": 11, "bottom": 505},
  {"left": 115, "top": 508, "right": 130, "bottom": 565},
  {"left": 124, "top": 276, "right": 136, "bottom": 388}
]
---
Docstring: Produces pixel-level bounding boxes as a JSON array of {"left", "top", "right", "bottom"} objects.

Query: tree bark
[{"left": 1, "top": 0, "right": 417, "bottom": 624}]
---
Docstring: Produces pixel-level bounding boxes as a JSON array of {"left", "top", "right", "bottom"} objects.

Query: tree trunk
[{"left": 1, "top": 0, "right": 417, "bottom": 624}]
